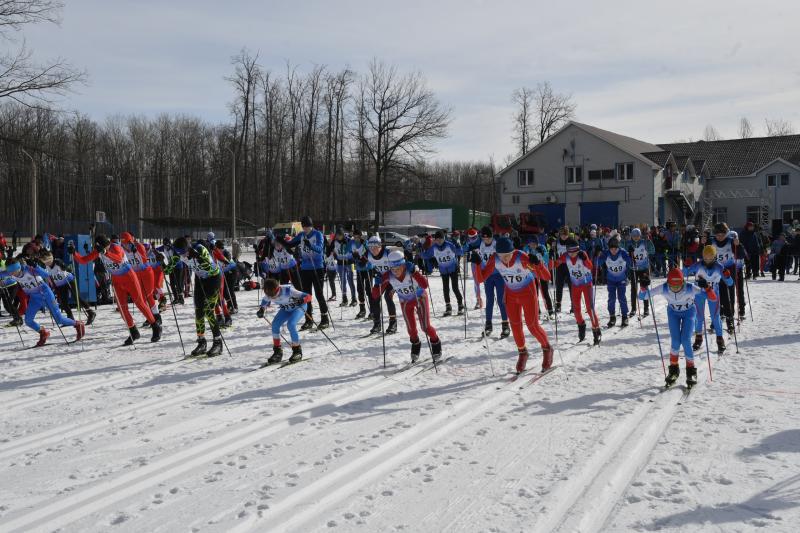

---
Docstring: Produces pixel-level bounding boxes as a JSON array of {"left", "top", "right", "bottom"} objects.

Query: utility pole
[
  {"left": 20, "top": 148, "right": 36, "bottom": 238},
  {"left": 226, "top": 146, "right": 236, "bottom": 240},
  {"left": 137, "top": 174, "right": 144, "bottom": 239}
]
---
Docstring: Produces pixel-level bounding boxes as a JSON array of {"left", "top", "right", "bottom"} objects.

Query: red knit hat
[
  {"left": 467, "top": 228, "right": 478, "bottom": 238},
  {"left": 667, "top": 268, "right": 684, "bottom": 288},
  {"left": 120, "top": 232, "right": 135, "bottom": 244}
]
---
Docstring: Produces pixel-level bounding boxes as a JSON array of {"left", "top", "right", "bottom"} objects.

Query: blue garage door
[
  {"left": 580, "top": 201, "right": 619, "bottom": 228},
  {"left": 528, "top": 203, "right": 565, "bottom": 232}
]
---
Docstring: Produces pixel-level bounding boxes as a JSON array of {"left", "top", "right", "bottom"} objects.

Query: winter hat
[
  {"left": 388, "top": 250, "right": 405, "bottom": 267},
  {"left": 667, "top": 268, "right": 684, "bottom": 289},
  {"left": 434, "top": 230, "right": 445, "bottom": 239},
  {"left": 120, "top": 232, "right": 134, "bottom": 244},
  {"left": 590, "top": 229, "right": 597, "bottom": 237},
  {"left": 495, "top": 237, "right": 514, "bottom": 254},
  {"left": 702, "top": 245, "right": 717, "bottom": 262},
  {"left": 590, "top": 224, "right": 598, "bottom": 230},
  {"left": 480, "top": 225, "right": 493, "bottom": 238},
  {"left": 467, "top": 228, "right": 478, "bottom": 238},
  {"left": 608, "top": 237, "right": 620, "bottom": 248},
  {"left": 566, "top": 239, "right": 580, "bottom": 253},
  {"left": 729, "top": 230, "right": 738, "bottom": 239},
  {"left": 300, "top": 216, "right": 313, "bottom": 228},
  {"left": 367, "top": 235, "right": 382, "bottom": 247},
  {"left": 95, "top": 234, "right": 111, "bottom": 250},
  {"left": 207, "top": 232, "right": 216, "bottom": 242},
  {"left": 631, "top": 228, "right": 642, "bottom": 238}
]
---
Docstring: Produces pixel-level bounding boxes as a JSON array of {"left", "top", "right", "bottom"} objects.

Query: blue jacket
[
  {"left": 421, "top": 241, "right": 462, "bottom": 275},
  {"left": 288, "top": 229, "right": 325, "bottom": 270}
]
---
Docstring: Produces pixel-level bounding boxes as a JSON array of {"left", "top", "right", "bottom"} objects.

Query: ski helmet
[
  {"left": 367, "top": 235, "right": 382, "bottom": 247},
  {"left": 388, "top": 250, "right": 405, "bottom": 268},
  {"left": 702, "top": 245, "right": 717, "bottom": 262},
  {"left": 495, "top": 237, "right": 514, "bottom": 254},
  {"left": 667, "top": 268, "right": 684, "bottom": 291}
]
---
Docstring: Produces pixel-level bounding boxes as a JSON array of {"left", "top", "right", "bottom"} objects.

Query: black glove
[
  {"left": 256, "top": 307, "right": 265, "bottom": 318},
  {"left": 469, "top": 251, "right": 482, "bottom": 264},
  {"left": 528, "top": 253, "right": 540, "bottom": 265},
  {"left": 82, "top": 243, "right": 89, "bottom": 252},
  {"left": 627, "top": 245, "right": 634, "bottom": 254},
  {"left": 696, "top": 277, "right": 708, "bottom": 289},
  {"left": 640, "top": 277, "right": 650, "bottom": 288},
  {"left": 67, "top": 242, "right": 76, "bottom": 254}
]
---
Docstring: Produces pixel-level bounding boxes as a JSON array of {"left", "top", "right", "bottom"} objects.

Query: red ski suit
[
  {"left": 125, "top": 241, "right": 157, "bottom": 314},
  {"left": 556, "top": 254, "right": 599, "bottom": 328},
  {"left": 372, "top": 268, "right": 438, "bottom": 344}
]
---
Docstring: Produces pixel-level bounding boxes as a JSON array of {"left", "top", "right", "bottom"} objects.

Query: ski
[
  {"left": 413, "top": 356, "right": 453, "bottom": 376},
  {"left": 388, "top": 361, "right": 420, "bottom": 375},
  {"left": 519, "top": 366, "right": 560, "bottom": 389},
  {"left": 276, "top": 357, "right": 312, "bottom": 369},
  {"left": 498, "top": 368, "right": 536, "bottom": 389}
]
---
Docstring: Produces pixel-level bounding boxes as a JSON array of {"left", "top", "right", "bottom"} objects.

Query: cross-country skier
[
  {"left": 557, "top": 240, "right": 601, "bottom": 344},
  {"left": 597, "top": 237, "right": 632, "bottom": 327},
  {"left": 39, "top": 250, "right": 96, "bottom": 325},
  {"left": 462, "top": 228, "right": 483, "bottom": 310},
  {"left": 420, "top": 230, "right": 464, "bottom": 316},
  {"left": 331, "top": 228, "right": 357, "bottom": 307},
  {"left": 210, "top": 240, "right": 235, "bottom": 327},
  {"left": 1, "top": 257, "right": 85, "bottom": 346},
  {"left": 119, "top": 232, "right": 162, "bottom": 326},
  {"left": 366, "top": 235, "right": 398, "bottom": 335},
  {"left": 286, "top": 217, "right": 330, "bottom": 330},
  {"left": 372, "top": 250, "right": 441, "bottom": 363},
  {"left": 72, "top": 235, "right": 162, "bottom": 345},
  {"left": 350, "top": 230, "right": 371, "bottom": 319},
  {"left": 711, "top": 222, "right": 746, "bottom": 332},
  {"left": 553, "top": 227, "right": 573, "bottom": 313},
  {"left": 324, "top": 248, "right": 338, "bottom": 301},
  {"left": 625, "top": 227, "right": 654, "bottom": 318},
  {"left": 683, "top": 245, "right": 733, "bottom": 353},
  {"left": 523, "top": 239, "right": 554, "bottom": 319},
  {"left": 639, "top": 268, "right": 717, "bottom": 388},
  {"left": 464, "top": 226, "right": 509, "bottom": 337},
  {"left": 257, "top": 278, "right": 312, "bottom": 366},
  {"left": 472, "top": 237, "right": 552, "bottom": 373}
]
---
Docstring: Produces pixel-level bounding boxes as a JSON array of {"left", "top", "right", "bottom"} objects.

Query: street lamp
[
  {"left": 20, "top": 148, "right": 36, "bottom": 237},
  {"left": 225, "top": 145, "right": 236, "bottom": 240}
]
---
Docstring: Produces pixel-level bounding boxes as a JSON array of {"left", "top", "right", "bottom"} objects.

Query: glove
[
  {"left": 256, "top": 307, "right": 265, "bottom": 318},
  {"left": 696, "top": 277, "right": 708, "bottom": 289},
  {"left": 469, "top": 251, "right": 482, "bottom": 264},
  {"left": 723, "top": 269, "right": 731, "bottom": 278},
  {"left": 67, "top": 242, "right": 76, "bottom": 254},
  {"left": 640, "top": 277, "right": 650, "bottom": 288},
  {"left": 627, "top": 245, "right": 634, "bottom": 254},
  {"left": 303, "top": 294, "right": 312, "bottom": 304},
  {"left": 415, "top": 286, "right": 425, "bottom": 298},
  {"left": 528, "top": 253, "right": 540, "bottom": 266}
]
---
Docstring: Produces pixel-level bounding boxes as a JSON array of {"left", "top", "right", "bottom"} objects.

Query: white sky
[{"left": 21, "top": 0, "right": 800, "bottom": 162}]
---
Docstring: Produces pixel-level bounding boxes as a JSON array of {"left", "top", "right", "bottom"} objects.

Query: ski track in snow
[{"left": 0, "top": 262, "right": 799, "bottom": 532}]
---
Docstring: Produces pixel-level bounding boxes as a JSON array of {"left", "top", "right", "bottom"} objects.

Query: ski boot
[
  {"left": 483, "top": 322, "right": 493, "bottom": 337},
  {"left": 385, "top": 317, "right": 397, "bottom": 335},
  {"left": 500, "top": 321, "right": 510, "bottom": 338},
  {"left": 300, "top": 319, "right": 314, "bottom": 331},
  {"left": 716, "top": 336, "right": 726, "bottom": 354},
  {"left": 349, "top": 299, "right": 358, "bottom": 307},
  {"left": 692, "top": 334, "right": 703, "bottom": 351},
  {"left": 223, "top": 315, "right": 233, "bottom": 328},
  {"left": 606, "top": 316, "right": 616, "bottom": 328},
  {"left": 665, "top": 363, "right": 680, "bottom": 388},
  {"left": 686, "top": 365, "right": 697, "bottom": 388},
  {"left": 267, "top": 345, "right": 283, "bottom": 365},
  {"left": 289, "top": 345, "right": 303, "bottom": 363},
  {"left": 642, "top": 300, "right": 650, "bottom": 318},
  {"left": 578, "top": 323, "right": 587, "bottom": 342},
  {"left": 431, "top": 339, "right": 443, "bottom": 363},
  {"left": 85, "top": 309, "right": 96, "bottom": 326},
  {"left": 541, "top": 345, "right": 553, "bottom": 371},
  {"left": 207, "top": 337, "right": 223, "bottom": 357},
  {"left": 369, "top": 320, "right": 382, "bottom": 334},
  {"left": 410, "top": 341, "right": 422, "bottom": 363},
  {"left": 174, "top": 294, "right": 185, "bottom": 305},
  {"left": 738, "top": 310, "right": 746, "bottom": 321},
  {"left": 726, "top": 317, "right": 735, "bottom": 335},
  {"left": 36, "top": 328, "right": 50, "bottom": 347},
  {"left": 158, "top": 296, "right": 167, "bottom": 312},
  {"left": 628, "top": 309, "right": 637, "bottom": 318},
  {"left": 317, "top": 313, "right": 330, "bottom": 330},
  {"left": 620, "top": 316, "right": 629, "bottom": 328},
  {"left": 74, "top": 321, "right": 86, "bottom": 342},
  {"left": 456, "top": 303, "right": 465, "bottom": 315},
  {"left": 10, "top": 316, "right": 23, "bottom": 327},
  {"left": 215, "top": 314, "right": 224, "bottom": 327},
  {"left": 327, "top": 294, "right": 337, "bottom": 302},
  {"left": 442, "top": 304, "right": 453, "bottom": 317},
  {"left": 592, "top": 328, "right": 602, "bottom": 346},
  {"left": 123, "top": 326, "right": 141, "bottom": 346},
  {"left": 355, "top": 304, "right": 366, "bottom": 319},
  {"left": 516, "top": 347, "right": 529, "bottom": 374},
  {"left": 151, "top": 321, "right": 162, "bottom": 342},
  {"left": 340, "top": 296, "right": 349, "bottom": 307},
  {"left": 190, "top": 337, "right": 207, "bottom": 356}
]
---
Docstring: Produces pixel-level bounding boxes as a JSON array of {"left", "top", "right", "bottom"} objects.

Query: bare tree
[
  {"left": 0, "top": 0, "right": 85, "bottom": 107},
  {"left": 356, "top": 59, "right": 450, "bottom": 229},
  {"left": 764, "top": 118, "right": 794, "bottom": 137},
  {"left": 533, "top": 81, "right": 575, "bottom": 143},
  {"left": 738, "top": 117, "right": 753, "bottom": 139},
  {"left": 703, "top": 124, "right": 721, "bottom": 141},
  {"left": 511, "top": 87, "right": 533, "bottom": 156}
]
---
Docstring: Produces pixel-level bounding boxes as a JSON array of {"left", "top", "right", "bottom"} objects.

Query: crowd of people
[{"left": 0, "top": 216, "right": 792, "bottom": 387}]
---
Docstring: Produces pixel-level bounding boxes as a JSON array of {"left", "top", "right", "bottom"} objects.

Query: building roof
[
  {"left": 641, "top": 151, "right": 670, "bottom": 167},
  {"left": 657, "top": 135, "right": 800, "bottom": 177},
  {"left": 572, "top": 122, "right": 663, "bottom": 161}
]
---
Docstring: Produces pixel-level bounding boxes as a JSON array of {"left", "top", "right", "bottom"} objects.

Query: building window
[
  {"left": 588, "top": 169, "right": 615, "bottom": 181},
  {"left": 746, "top": 206, "right": 764, "bottom": 225},
  {"left": 615, "top": 162, "right": 634, "bottom": 181},
  {"left": 782, "top": 204, "right": 800, "bottom": 223},
  {"left": 767, "top": 174, "right": 776, "bottom": 187},
  {"left": 511, "top": 195, "right": 520, "bottom": 205},
  {"left": 518, "top": 169, "right": 534, "bottom": 187},
  {"left": 713, "top": 207, "right": 727, "bottom": 224},
  {"left": 781, "top": 174, "right": 790, "bottom": 186},
  {"left": 565, "top": 166, "right": 582, "bottom": 184}
]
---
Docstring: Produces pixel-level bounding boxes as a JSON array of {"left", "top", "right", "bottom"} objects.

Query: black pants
[
  {"left": 555, "top": 263, "right": 571, "bottom": 309},
  {"left": 300, "top": 268, "right": 329, "bottom": 319},
  {"left": 223, "top": 270, "right": 238, "bottom": 310},
  {"left": 772, "top": 255, "right": 786, "bottom": 281},
  {"left": 326, "top": 269, "right": 337, "bottom": 296},
  {"left": 538, "top": 279, "right": 553, "bottom": 312},
  {"left": 54, "top": 284, "right": 91, "bottom": 320},
  {"left": 169, "top": 267, "right": 184, "bottom": 300},
  {"left": 718, "top": 276, "right": 737, "bottom": 324},
  {"left": 355, "top": 270, "right": 371, "bottom": 304},
  {"left": 0, "top": 286, "right": 20, "bottom": 320},
  {"left": 194, "top": 274, "right": 221, "bottom": 338},
  {"left": 629, "top": 270, "right": 650, "bottom": 313},
  {"left": 441, "top": 271, "right": 463, "bottom": 306},
  {"left": 745, "top": 253, "right": 760, "bottom": 280}
]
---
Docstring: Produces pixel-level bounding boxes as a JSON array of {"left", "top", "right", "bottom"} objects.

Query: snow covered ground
[{"left": 0, "top": 262, "right": 798, "bottom": 533}]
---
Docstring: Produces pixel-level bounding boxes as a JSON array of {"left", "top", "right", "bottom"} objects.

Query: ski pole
[
  {"left": 46, "top": 306, "right": 70, "bottom": 345},
  {"left": 304, "top": 311, "right": 342, "bottom": 354},
  {"left": 743, "top": 267, "right": 754, "bottom": 322},
  {"left": 260, "top": 311, "right": 291, "bottom": 346},
  {"left": 70, "top": 255, "right": 83, "bottom": 323},
  {"left": 1, "top": 286, "right": 25, "bottom": 347},
  {"left": 481, "top": 319, "right": 495, "bottom": 377},
  {"left": 163, "top": 281, "right": 187, "bottom": 357},
  {"left": 411, "top": 278, "right": 437, "bottom": 373},
  {"left": 629, "top": 254, "right": 644, "bottom": 328},
  {"left": 645, "top": 288, "right": 667, "bottom": 377},
  {"left": 310, "top": 266, "right": 335, "bottom": 332},
  {"left": 423, "top": 269, "right": 436, "bottom": 317},
  {"left": 378, "top": 289, "right": 386, "bottom": 368},
  {"left": 701, "top": 300, "right": 713, "bottom": 382},
  {"left": 462, "top": 255, "right": 468, "bottom": 340}
]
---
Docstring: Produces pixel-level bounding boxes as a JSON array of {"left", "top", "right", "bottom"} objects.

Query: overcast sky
[{"left": 22, "top": 0, "right": 800, "bottom": 162}]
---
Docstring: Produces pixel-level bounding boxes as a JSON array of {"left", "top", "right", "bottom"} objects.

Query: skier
[
  {"left": 626, "top": 227, "right": 654, "bottom": 318},
  {"left": 257, "top": 278, "right": 312, "bottom": 365},
  {"left": 597, "top": 237, "right": 632, "bottom": 327},
  {"left": 210, "top": 240, "right": 235, "bottom": 327},
  {"left": 324, "top": 247, "right": 338, "bottom": 301},
  {"left": 1, "top": 257, "right": 85, "bottom": 346},
  {"left": 420, "top": 230, "right": 464, "bottom": 316},
  {"left": 557, "top": 240, "right": 601, "bottom": 344},
  {"left": 464, "top": 226, "right": 509, "bottom": 337},
  {"left": 639, "top": 268, "right": 717, "bottom": 388},
  {"left": 286, "top": 217, "right": 330, "bottom": 330},
  {"left": 711, "top": 223, "right": 746, "bottom": 332},
  {"left": 119, "top": 232, "right": 161, "bottom": 326},
  {"left": 331, "top": 228, "right": 357, "bottom": 307},
  {"left": 71, "top": 235, "right": 162, "bottom": 345},
  {"left": 39, "top": 250, "right": 96, "bottom": 325},
  {"left": 165, "top": 237, "right": 224, "bottom": 357},
  {"left": 472, "top": 237, "right": 553, "bottom": 373},
  {"left": 683, "top": 245, "right": 732, "bottom": 353},
  {"left": 462, "top": 228, "right": 483, "bottom": 310},
  {"left": 366, "top": 235, "right": 398, "bottom": 335},
  {"left": 524, "top": 239, "right": 554, "bottom": 319},
  {"left": 158, "top": 238, "right": 184, "bottom": 305},
  {"left": 371, "top": 250, "right": 442, "bottom": 363},
  {"left": 553, "top": 227, "right": 573, "bottom": 313},
  {"left": 350, "top": 230, "right": 372, "bottom": 319}
]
